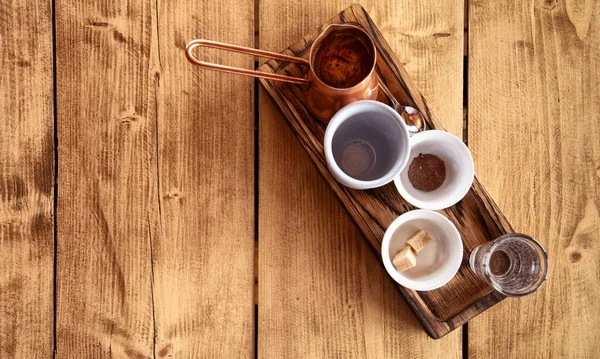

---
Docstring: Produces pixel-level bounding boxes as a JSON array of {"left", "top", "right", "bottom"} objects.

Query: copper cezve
[{"left": 185, "top": 24, "right": 378, "bottom": 121}]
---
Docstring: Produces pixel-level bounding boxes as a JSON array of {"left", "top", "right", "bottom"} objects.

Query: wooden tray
[{"left": 257, "top": 4, "right": 512, "bottom": 339}]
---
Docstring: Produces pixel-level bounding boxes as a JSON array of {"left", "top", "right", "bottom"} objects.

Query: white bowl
[
  {"left": 394, "top": 130, "right": 474, "bottom": 210},
  {"left": 381, "top": 210, "right": 463, "bottom": 291}
]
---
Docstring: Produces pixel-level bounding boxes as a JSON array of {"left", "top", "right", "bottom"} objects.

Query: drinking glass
[{"left": 469, "top": 233, "right": 548, "bottom": 297}]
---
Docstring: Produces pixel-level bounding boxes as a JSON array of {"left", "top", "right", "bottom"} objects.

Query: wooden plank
[
  {"left": 152, "top": 0, "right": 255, "bottom": 357},
  {"left": 258, "top": 2, "right": 463, "bottom": 354},
  {"left": 55, "top": 1, "right": 157, "bottom": 357},
  {"left": 0, "top": 0, "right": 54, "bottom": 357},
  {"left": 468, "top": 0, "right": 600, "bottom": 356}
]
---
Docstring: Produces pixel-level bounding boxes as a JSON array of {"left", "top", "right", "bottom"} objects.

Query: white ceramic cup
[
  {"left": 324, "top": 100, "right": 410, "bottom": 190},
  {"left": 381, "top": 210, "right": 463, "bottom": 291}
]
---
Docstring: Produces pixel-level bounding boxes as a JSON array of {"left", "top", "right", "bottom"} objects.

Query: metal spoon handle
[{"left": 377, "top": 76, "right": 426, "bottom": 135}]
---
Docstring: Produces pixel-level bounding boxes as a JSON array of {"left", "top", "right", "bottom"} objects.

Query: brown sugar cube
[
  {"left": 392, "top": 246, "right": 417, "bottom": 272},
  {"left": 406, "top": 230, "right": 432, "bottom": 253}
]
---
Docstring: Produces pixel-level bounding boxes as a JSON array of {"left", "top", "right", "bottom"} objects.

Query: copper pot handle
[{"left": 185, "top": 39, "right": 310, "bottom": 85}]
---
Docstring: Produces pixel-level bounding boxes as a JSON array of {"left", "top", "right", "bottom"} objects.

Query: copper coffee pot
[{"left": 185, "top": 23, "right": 425, "bottom": 130}]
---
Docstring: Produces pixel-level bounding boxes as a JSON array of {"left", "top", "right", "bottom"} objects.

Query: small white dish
[
  {"left": 394, "top": 130, "right": 474, "bottom": 210},
  {"left": 381, "top": 210, "right": 463, "bottom": 291}
]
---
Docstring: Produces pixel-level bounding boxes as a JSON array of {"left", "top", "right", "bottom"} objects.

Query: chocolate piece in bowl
[{"left": 408, "top": 153, "right": 446, "bottom": 192}]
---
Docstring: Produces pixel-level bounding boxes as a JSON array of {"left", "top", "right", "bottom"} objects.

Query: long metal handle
[{"left": 185, "top": 39, "right": 310, "bottom": 85}]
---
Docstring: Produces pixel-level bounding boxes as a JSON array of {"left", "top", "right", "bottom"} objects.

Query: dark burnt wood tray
[{"left": 257, "top": 4, "right": 511, "bottom": 339}]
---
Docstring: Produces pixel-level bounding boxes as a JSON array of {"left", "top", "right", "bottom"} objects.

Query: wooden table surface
[{"left": 1, "top": 0, "right": 598, "bottom": 357}]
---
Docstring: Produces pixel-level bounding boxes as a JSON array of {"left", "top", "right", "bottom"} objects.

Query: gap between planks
[
  {"left": 462, "top": 0, "right": 469, "bottom": 357},
  {"left": 51, "top": 0, "right": 58, "bottom": 356},
  {"left": 253, "top": 0, "right": 260, "bottom": 357}
]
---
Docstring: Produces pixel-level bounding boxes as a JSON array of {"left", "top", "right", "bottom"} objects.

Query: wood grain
[
  {"left": 468, "top": 0, "right": 600, "bottom": 356},
  {"left": 258, "top": 1, "right": 462, "bottom": 351},
  {"left": 55, "top": 1, "right": 156, "bottom": 357},
  {"left": 153, "top": 0, "right": 255, "bottom": 356},
  {"left": 0, "top": 0, "right": 54, "bottom": 357},
  {"left": 55, "top": 0, "right": 256, "bottom": 356}
]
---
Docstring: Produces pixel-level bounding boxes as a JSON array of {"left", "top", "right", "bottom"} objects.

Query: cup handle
[{"left": 376, "top": 76, "right": 427, "bottom": 134}]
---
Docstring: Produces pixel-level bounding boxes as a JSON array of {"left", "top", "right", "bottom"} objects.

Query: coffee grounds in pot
[{"left": 313, "top": 31, "right": 374, "bottom": 88}]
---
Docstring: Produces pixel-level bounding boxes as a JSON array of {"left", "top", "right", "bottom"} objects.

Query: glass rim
[{"left": 482, "top": 233, "right": 549, "bottom": 297}]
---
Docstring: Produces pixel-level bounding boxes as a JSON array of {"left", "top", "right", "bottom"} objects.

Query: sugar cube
[
  {"left": 392, "top": 246, "right": 417, "bottom": 272},
  {"left": 406, "top": 230, "right": 432, "bottom": 253}
]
